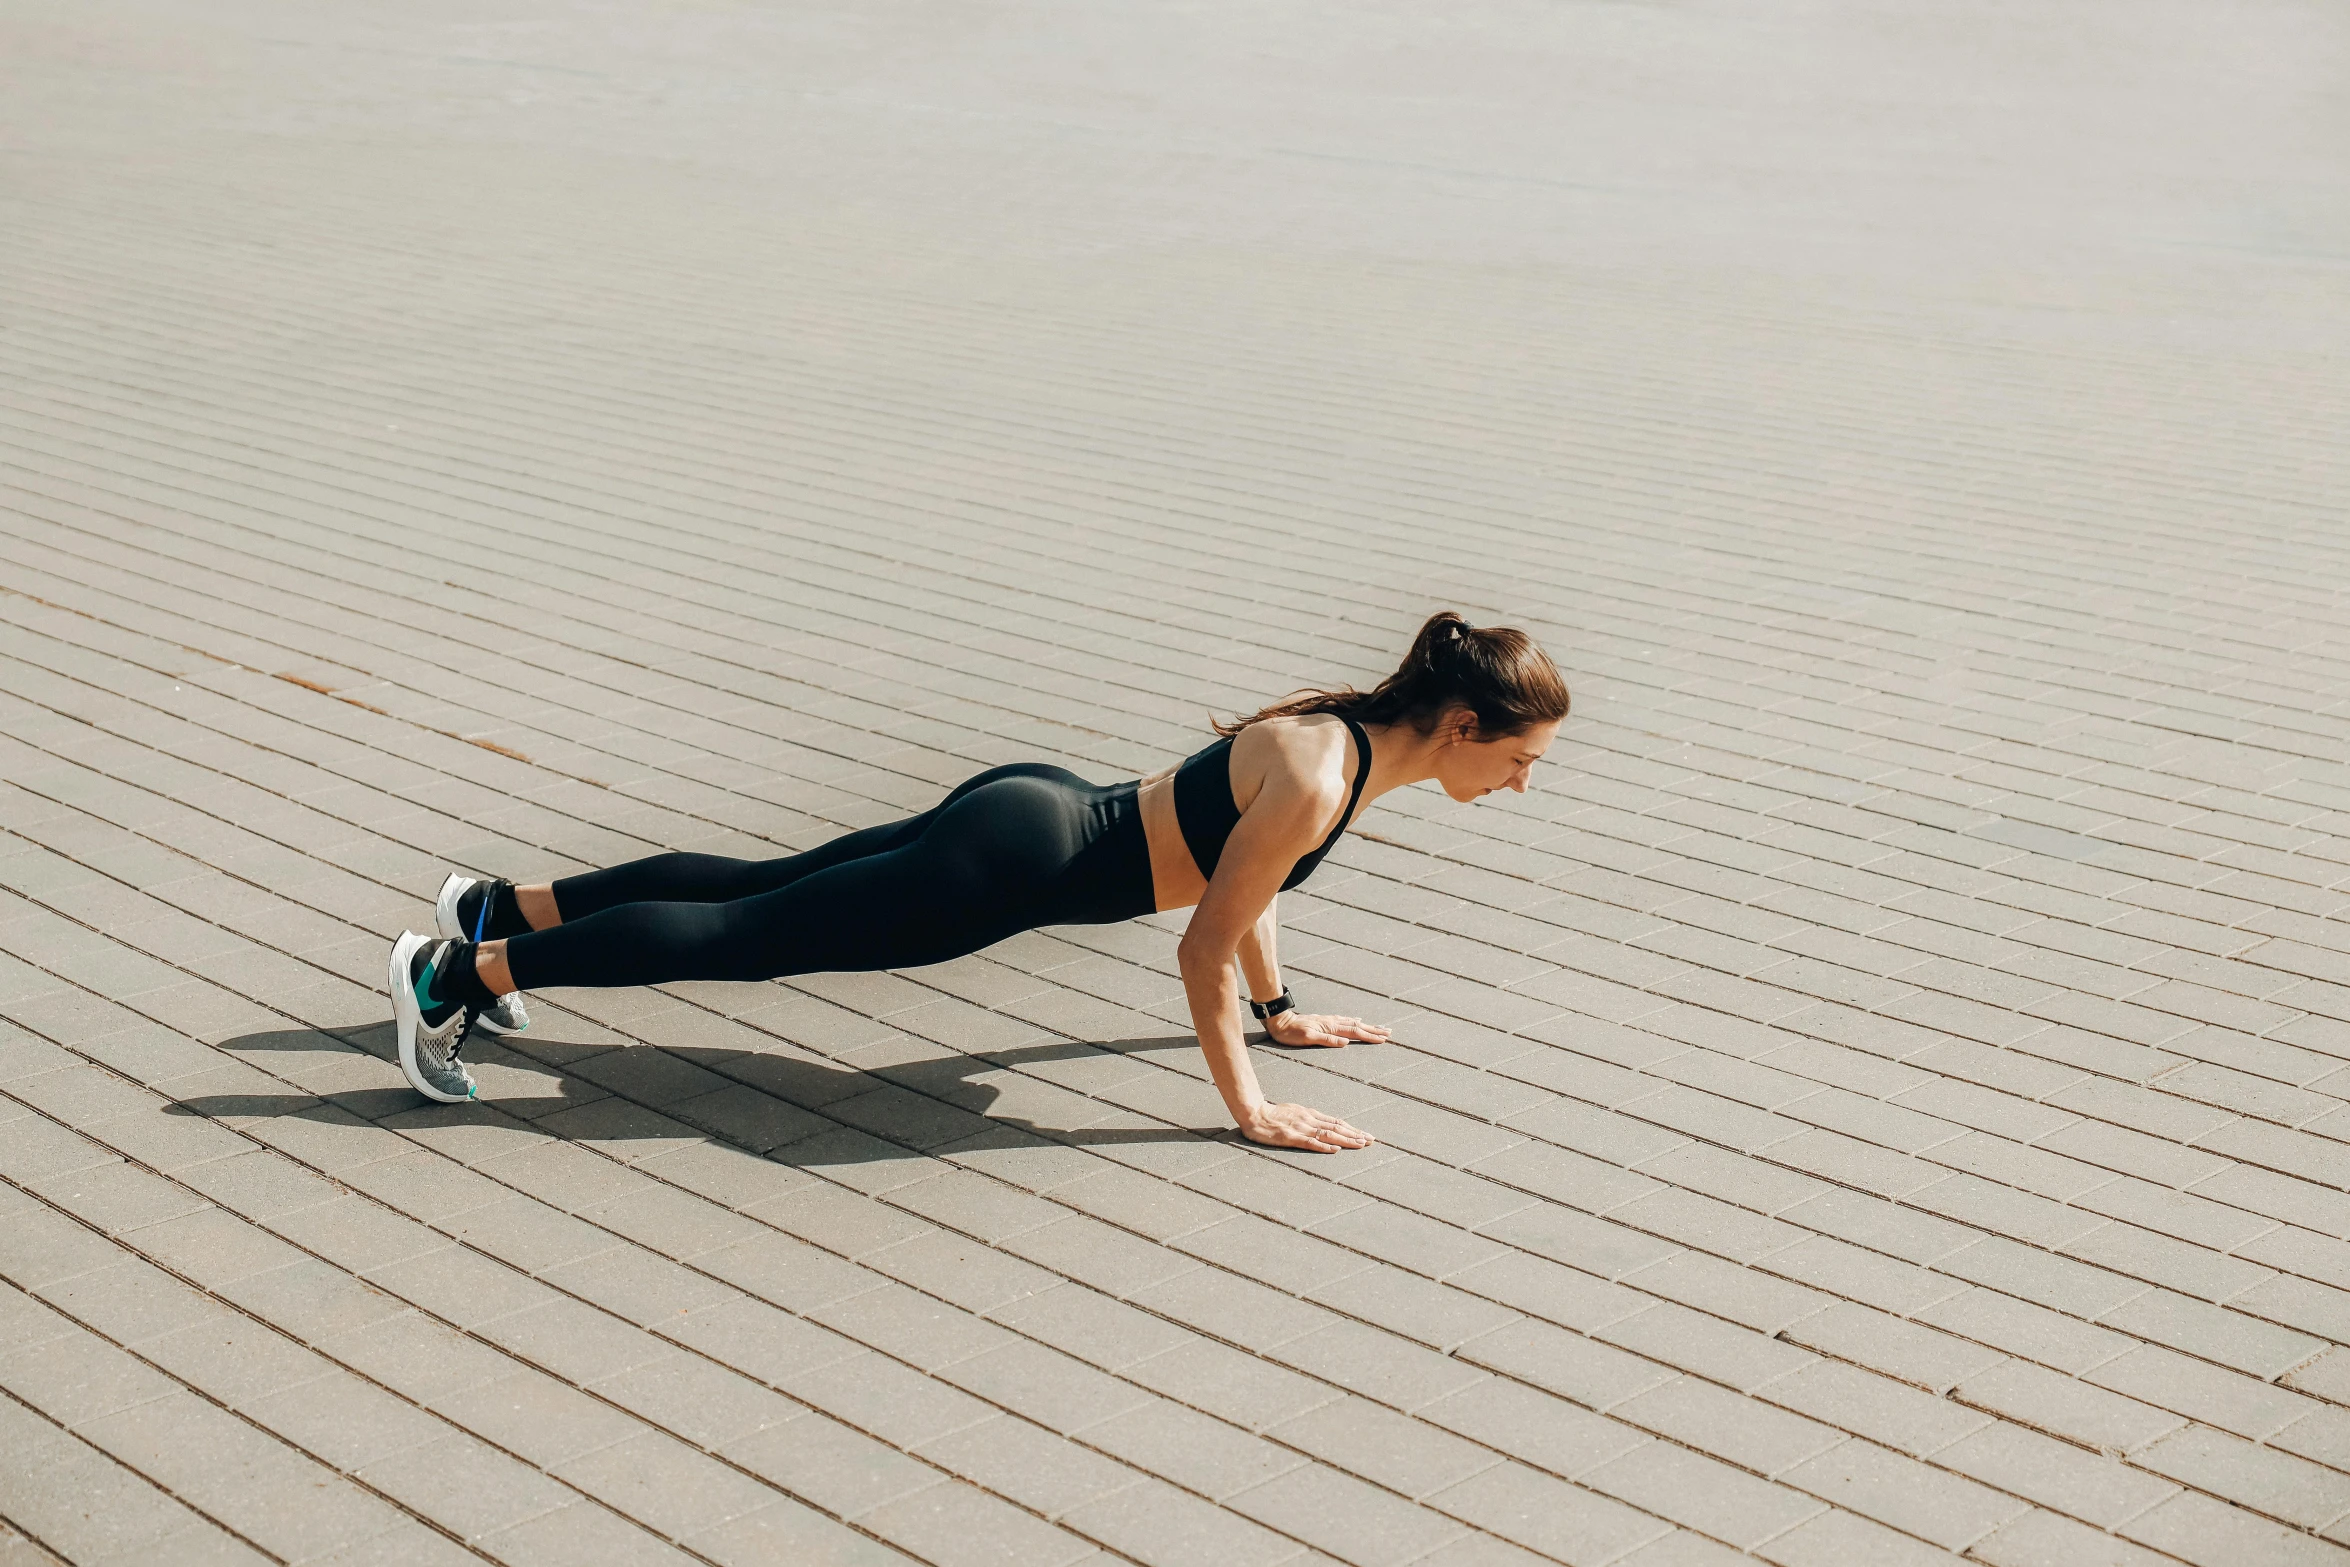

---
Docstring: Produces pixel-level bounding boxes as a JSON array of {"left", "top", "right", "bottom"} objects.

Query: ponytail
[{"left": 1214, "top": 612, "right": 1570, "bottom": 739}]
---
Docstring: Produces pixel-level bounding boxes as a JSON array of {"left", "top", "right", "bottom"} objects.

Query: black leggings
[{"left": 502, "top": 764, "right": 1154, "bottom": 992}]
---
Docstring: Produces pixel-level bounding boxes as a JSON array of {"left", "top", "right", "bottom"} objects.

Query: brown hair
[{"left": 1214, "top": 612, "right": 1570, "bottom": 739}]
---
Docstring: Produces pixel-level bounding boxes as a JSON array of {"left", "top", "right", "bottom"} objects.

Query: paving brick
[
  {"left": 1751, "top": 1508, "right": 1961, "bottom": 1566},
  {"left": 2131, "top": 1425, "right": 2350, "bottom": 1531},
  {"left": 914, "top": 1413, "right": 1139, "bottom": 1518},
  {"left": 551, "top": 1427, "right": 785, "bottom": 1540},
  {"left": 1776, "top": 1302, "right": 2001, "bottom": 1394},
  {"left": 1967, "top": 1509, "right": 2175, "bottom": 1567},
  {"left": 1933, "top": 1421, "right": 2176, "bottom": 1529},
  {"left": 2081, "top": 1344, "right": 2315, "bottom": 1441},
  {"left": 1777, "top": 1437, "right": 2027, "bottom": 1549},
  {"left": 473, "top": 1499, "right": 702, "bottom": 1566},
  {"left": 1953, "top": 1362, "right": 2184, "bottom": 1456},
  {"left": 1454, "top": 1317, "right": 1675, "bottom": 1409},
  {"left": 1227, "top": 1460, "right": 1469, "bottom": 1566},
  {"left": 1266, "top": 1396, "right": 1496, "bottom": 1500},
  {"left": 1577, "top": 1439, "right": 1821, "bottom": 1550},
  {"left": 1306, "top": 1259, "right": 1522, "bottom": 1353},
  {"left": 1613, "top": 1374, "right": 1844, "bottom": 1476},
  {"left": 36, "top": 1256, "right": 231, "bottom": 1348},
  {"left": 1055, "top": 1474, "right": 1306, "bottom": 1567},
  {"left": 687, "top": 1498, "right": 918, "bottom": 1566},
  {"left": 0, "top": 1323, "right": 180, "bottom": 1428},
  {"left": 1269, "top": 1318, "right": 1486, "bottom": 1410},
  {"left": 2119, "top": 1489, "right": 2350, "bottom": 1567},
  {"left": 1595, "top": 1302, "right": 1814, "bottom": 1394},
  {"left": 856, "top": 1478, "right": 1099, "bottom": 1567},
  {"left": 137, "top": 1310, "right": 330, "bottom": 1408}
]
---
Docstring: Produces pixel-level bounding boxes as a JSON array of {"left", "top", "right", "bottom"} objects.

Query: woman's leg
[
  {"left": 497, "top": 769, "right": 1090, "bottom": 992},
  {"left": 535, "top": 822, "right": 923, "bottom": 926},
  {"left": 522, "top": 764, "right": 1077, "bottom": 926}
]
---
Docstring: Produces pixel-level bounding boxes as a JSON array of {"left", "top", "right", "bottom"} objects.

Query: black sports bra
[{"left": 1172, "top": 716, "right": 1372, "bottom": 891}]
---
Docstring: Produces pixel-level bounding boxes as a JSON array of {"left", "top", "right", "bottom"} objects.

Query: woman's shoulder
[{"left": 1233, "top": 714, "right": 1355, "bottom": 801}]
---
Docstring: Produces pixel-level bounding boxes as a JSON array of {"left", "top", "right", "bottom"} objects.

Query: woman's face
[{"left": 1434, "top": 715, "right": 1562, "bottom": 802}]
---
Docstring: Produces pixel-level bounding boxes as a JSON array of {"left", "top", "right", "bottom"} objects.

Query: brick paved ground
[{"left": 3, "top": 1, "right": 2348, "bottom": 1563}]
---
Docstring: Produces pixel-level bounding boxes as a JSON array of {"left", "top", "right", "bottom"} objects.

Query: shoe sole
[
  {"left": 432, "top": 873, "right": 524, "bottom": 1036},
  {"left": 388, "top": 930, "right": 475, "bottom": 1104}
]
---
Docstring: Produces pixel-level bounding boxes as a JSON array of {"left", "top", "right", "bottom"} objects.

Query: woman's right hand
[{"left": 1238, "top": 1102, "right": 1375, "bottom": 1152}]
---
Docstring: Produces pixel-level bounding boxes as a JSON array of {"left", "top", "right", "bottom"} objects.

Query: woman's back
[{"left": 1170, "top": 714, "right": 1371, "bottom": 890}]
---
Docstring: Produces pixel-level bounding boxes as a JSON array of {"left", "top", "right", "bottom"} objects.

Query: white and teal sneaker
[
  {"left": 432, "top": 873, "right": 529, "bottom": 1036},
  {"left": 388, "top": 931, "right": 478, "bottom": 1103}
]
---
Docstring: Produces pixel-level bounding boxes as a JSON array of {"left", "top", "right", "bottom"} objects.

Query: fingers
[
  {"left": 1309, "top": 1015, "right": 1393, "bottom": 1044},
  {"left": 1240, "top": 1104, "right": 1376, "bottom": 1152}
]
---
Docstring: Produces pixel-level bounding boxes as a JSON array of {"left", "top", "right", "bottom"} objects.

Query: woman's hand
[
  {"left": 1265, "top": 1011, "right": 1392, "bottom": 1049},
  {"left": 1238, "top": 1102, "right": 1375, "bottom": 1152}
]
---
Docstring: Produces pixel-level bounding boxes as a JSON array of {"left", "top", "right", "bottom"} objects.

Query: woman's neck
[{"left": 1358, "top": 720, "right": 1448, "bottom": 803}]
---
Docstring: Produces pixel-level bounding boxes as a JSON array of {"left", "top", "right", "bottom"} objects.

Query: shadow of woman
[{"left": 172, "top": 1023, "right": 1234, "bottom": 1172}]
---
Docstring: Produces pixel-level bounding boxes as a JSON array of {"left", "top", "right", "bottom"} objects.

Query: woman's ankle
[
  {"left": 474, "top": 940, "right": 518, "bottom": 997},
  {"left": 515, "top": 884, "right": 562, "bottom": 931}
]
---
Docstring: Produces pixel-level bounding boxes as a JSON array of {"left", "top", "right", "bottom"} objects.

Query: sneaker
[
  {"left": 388, "top": 931, "right": 478, "bottom": 1103},
  {"left": 432, "top": 873, "right": 529, "bottom": 1036}
]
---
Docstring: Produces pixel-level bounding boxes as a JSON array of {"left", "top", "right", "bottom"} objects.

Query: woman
[{"left": 389, "top": 613, "right": 1569, "bottom": 1152}]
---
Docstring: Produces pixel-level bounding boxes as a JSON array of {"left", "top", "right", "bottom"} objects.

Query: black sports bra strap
[{"left": 1317, "top": 716, "right": 1373, "bottom": 853}]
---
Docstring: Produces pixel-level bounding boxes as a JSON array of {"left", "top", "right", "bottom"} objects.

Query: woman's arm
[
  {"left": 1235, "top": 901, "right": 1282, "bottom": 1007},
  {"left": 1237, "top": 901, "right": 1394, "bottom": 1051},
  {"left": 1176, "top": 778, "right": 1372, "bottom": 1152}
]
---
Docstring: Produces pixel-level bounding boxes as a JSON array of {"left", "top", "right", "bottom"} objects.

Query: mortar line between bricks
[
  {"left": 0, "top": 1249, "right": 490, "bottom": 1567},
  {"left": 6, "top": 725, "right": 2350, "bottom": 1468}
]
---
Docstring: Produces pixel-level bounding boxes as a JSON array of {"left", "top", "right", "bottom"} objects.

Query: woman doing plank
[{"left": 389, "top": 612, "right": 1569, "bottom": 1152}]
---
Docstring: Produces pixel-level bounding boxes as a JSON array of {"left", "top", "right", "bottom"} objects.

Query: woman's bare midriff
[{"left": 1137, "top": 768, "right": 1207, "bottom": 914}]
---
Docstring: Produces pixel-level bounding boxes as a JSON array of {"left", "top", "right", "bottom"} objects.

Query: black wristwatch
[{"left": 1248, "top": 990, "right": 1296, "bottom": 1022}]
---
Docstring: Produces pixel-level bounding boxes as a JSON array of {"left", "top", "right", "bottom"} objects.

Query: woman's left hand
[{"left": 1265, "top": 1011, "right": 1391, "bottom": 1048}]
